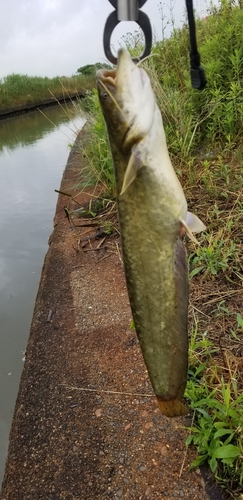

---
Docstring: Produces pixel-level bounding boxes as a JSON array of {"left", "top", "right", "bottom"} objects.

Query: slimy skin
[{"left": 96, "top": 49, "right": 205, "bottom": 417}]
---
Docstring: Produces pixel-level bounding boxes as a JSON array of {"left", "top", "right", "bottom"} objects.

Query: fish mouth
[
  {"left": 96, "top": 49, "right": 138, "bottom": 88},
  {"left": 96, "top": 49, "right": 149, "bottom": 150},
  {"left": 96, "top": 68, "right": 117, "bottom": 87}
]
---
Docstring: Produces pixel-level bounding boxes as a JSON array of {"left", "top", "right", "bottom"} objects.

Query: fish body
[{"left": 96, "top": 50, "right": 205, "bottom": 417}]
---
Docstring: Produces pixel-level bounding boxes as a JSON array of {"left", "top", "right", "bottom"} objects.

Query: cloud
[
  {"left": 0, "top": 0, "right": 111, "bottom": 77},
  {"left": 0, "top": 0, "right": 206, "bottom": 79}
]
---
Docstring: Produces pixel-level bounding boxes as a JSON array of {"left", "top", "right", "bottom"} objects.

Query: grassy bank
[
  {"left": 0, "top": 73, "right": 94, "bottom": 112},
  {"left": 78, "top": 0, "right": 243, "bottom": 497}
]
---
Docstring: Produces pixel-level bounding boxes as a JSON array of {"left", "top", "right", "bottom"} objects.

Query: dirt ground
[{"left": 0, "top": 132, "right": 228, "bottom": 500}]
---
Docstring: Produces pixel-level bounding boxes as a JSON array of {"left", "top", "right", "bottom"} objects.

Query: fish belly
[{"left": 117, "top": 168, "right": 189, "bottom": 417}]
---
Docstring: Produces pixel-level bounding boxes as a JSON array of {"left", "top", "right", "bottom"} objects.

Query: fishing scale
[{"left": 103, "top": 0, "right": 206, "bottom": 90}]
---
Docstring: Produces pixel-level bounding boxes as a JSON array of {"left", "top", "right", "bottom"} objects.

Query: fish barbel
[{"left": 96, "top": 49, "right": 206, "bottom": 417}]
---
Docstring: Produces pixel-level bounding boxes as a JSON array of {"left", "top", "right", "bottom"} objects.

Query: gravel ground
[{"left": 0, "top": 133, "right": 226, "bottom": 500}]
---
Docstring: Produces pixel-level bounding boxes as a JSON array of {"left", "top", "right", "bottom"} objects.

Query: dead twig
[
  {"left": 46, "top": 309, "right": 53, "bottom": 322},
  {"left": 190, "top": 304, "right": 211, "bottom": 318},
  {"left": 62, "top": 383, "right": 154, "bottom": 398},
  {"left": 55, "top": 189, "right": 83, "bottom": 206},
  {"left": 179, "top": 410, "right": 196, "bottom": 478}
]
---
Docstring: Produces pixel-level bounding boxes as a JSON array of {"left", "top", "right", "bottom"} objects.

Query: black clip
[
  {"left": 103, "top": 0, "right": 152, "bottom": 65},
  {"left": 190, "top": 66, "right": 207, "bottom": 90},
  {"left": 185, "top": 0, "right": 207, "bottom": 90},
  {"left": 189, "top": 51, "right": 207, "bottom": 90}
]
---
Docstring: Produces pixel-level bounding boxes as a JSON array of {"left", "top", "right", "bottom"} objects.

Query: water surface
[{"left": 0, "top": 103, "right": 84, "bottom": 484}]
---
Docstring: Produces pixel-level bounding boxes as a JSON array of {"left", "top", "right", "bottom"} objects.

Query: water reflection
[
  {"left": 0, "top": 101, "right": 82, "bottom": 152},
  {"left": 0, "top": 103, "right": 84, "bottom": 485}
]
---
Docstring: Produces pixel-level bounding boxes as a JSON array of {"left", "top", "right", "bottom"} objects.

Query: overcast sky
[{"left": 0, "top": 0, "right": 208, "bottom": 79}]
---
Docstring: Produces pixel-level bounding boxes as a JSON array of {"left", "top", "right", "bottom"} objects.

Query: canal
[{"left": 0, "top": 103, "right": 84, "bottom": 484}]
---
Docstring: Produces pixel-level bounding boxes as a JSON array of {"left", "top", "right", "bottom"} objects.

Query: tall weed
[
  {"left": 186, "top": 325, "right": 243, "bottom": 493},
  {"left": 79, "top": 91, "right": 114, "bottom": 196},
  {"left": 0, "top": 73, "right": 94, "bottom": 110},
  {"left": 152, "top": 0, "right": 243, "bottom": 150}
]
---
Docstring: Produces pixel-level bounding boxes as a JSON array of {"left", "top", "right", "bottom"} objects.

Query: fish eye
[{"left": 102, "top": 92, "right": 108, "bottom": 99}]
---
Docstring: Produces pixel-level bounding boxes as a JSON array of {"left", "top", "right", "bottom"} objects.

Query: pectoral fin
[
  {"left": 186, "top": 212, "right": 206, "bottom": 233},
  {"left": 180, "top": 212, "right": 206, "bottom": 244},
  {"left": 120, "top": 152, "right": 143, "bottom": 195}
]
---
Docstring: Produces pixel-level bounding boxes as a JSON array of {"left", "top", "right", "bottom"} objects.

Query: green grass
[
  {"left": 78, "top": 1, "right": 243, "bottom": 494},
  {"left": 0, "top": 73, "right": 94, "bottom": 111},
  {"left": 78, "top": 90, "right": 115, "bottom": 197},
  {"left": 152, "top": 0, "right": 243, "bottom": 153},
  {"left": 185, "top": 317, "right": 243, "bottom": 494}
]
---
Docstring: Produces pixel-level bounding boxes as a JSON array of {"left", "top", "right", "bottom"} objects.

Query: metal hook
[
  {"left": 103, "top": 0, "right": 152, "bottom": 65},
  {"left": 107, "top": 0, "right": 147, "bottom": 19}
]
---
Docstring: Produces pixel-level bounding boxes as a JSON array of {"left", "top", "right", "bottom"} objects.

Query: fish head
[{"left": 96, "top": 49, "right": 155, "bottom": 151}]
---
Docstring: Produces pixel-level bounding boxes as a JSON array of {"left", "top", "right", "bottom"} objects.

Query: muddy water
[{"left": 0, "top": 104, "right": 84, "bottom": 484}]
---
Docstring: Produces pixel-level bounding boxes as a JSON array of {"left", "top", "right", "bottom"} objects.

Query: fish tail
[{"left": 156, "top": 396, "right": 188, "bottom": 418}]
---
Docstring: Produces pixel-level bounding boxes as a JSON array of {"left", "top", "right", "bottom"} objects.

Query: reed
[{"left": 0, "top": 73, "right": 94, "bottom": 111}]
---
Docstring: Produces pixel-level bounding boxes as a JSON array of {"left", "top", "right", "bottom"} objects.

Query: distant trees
[{"left": 77, "top": 63, "right": 112, "bottom": 75}]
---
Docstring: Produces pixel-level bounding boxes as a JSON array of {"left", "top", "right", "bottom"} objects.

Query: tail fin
[{"left": 156, "top": 397, "right": 188, "bottom": 418}]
